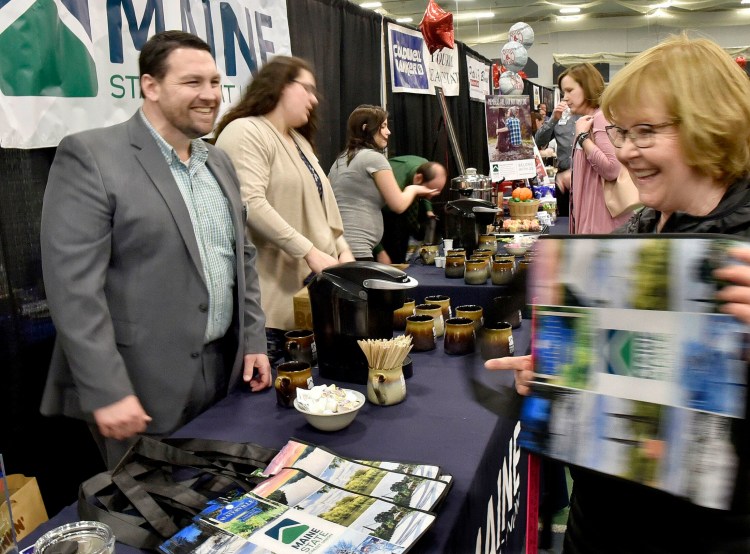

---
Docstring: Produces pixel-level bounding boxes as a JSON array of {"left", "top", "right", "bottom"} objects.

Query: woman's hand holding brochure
[{"left": 715, "top": 246, "right": 750, "bottom": 325}]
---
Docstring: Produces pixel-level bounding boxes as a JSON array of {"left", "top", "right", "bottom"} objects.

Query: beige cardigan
[{"left": 215, "top": 116, "right": 349, "bottom": 330}]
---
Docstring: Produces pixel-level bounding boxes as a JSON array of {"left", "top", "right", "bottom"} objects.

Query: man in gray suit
[{"left": 39, "top": 31, "right": 271, "bottom": 468}]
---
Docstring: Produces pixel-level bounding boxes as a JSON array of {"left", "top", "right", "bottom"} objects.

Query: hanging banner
[
  {"left": 0, "top": 0, "right": 291, "bottom": 149},
  {"left": 429, "top": 46, "right": 459, "bottom": 97},
  {"left": 388, "top": 23, "right": 431, "bottom": 94},
  {"left": 466, "top": 54, "right": 490, "bottom": 102},
  {"left": 485, "top": 94, "right": 536, "bottom": 181}
]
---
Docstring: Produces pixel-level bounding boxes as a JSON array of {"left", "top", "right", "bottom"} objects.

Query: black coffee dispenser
[
  {"left": 308, "top": 262, "right": 418, "bottom": 385},
  {"left": 444, "top": 198, "right": 500, "bottom": 253}
]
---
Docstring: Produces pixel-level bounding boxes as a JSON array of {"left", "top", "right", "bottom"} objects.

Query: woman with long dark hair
[
  {"left": 214, "top": 56, "right": 353, "bottom": 351},
  {"left": 328, "top": 105, "right": 440, "bottom": 260}
]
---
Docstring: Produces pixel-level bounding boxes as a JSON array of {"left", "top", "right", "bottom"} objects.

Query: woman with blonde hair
[
  {"left": 489, "top": 34, "right": 750, "bottom": 552},
  {"left": 560, "top": 62, "right": 632, "bottom": 234},
  {"left": 328, "top": 105, "right": 440, "bottom": 260},
  {"left": 214, "top": 56, "right": 354, "bottom": 357}
]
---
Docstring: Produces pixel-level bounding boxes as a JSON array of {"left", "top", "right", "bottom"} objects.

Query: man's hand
[
  {"left": 484, "top": 355, "right": 534, "bottom": 396},
  {"left": 338, "top": 250, "right": 355, "bottom": 263},
  {"left": 556, "top": 169, "right": 572, "bottom": 193},
  {"left": 243, "top": 353, "right": 272, "bottom": 391},
  {"left": 93, "top": 395, "right": 152, "bottom": 440}
]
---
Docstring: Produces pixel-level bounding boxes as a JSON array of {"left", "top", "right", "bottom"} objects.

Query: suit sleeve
[
  {"left": 40, "top": 135, "right": 134, "bottom": 412},
  {"left": 535, "top": 118, "right": 555, "bottom": 148},
  {"left": 241, "top": 222, "right": 267, "bottom": 354}
]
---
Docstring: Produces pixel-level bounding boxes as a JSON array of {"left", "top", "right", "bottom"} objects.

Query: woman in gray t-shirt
[{"left": 329, "top": 105, "right": 439, "bottom": 260}]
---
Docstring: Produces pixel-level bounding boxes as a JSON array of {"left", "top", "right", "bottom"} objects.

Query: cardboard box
[{"left": 293, "top": 286, "right": 314, "bottom": 330}]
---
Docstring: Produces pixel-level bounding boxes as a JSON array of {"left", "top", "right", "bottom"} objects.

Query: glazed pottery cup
[
  {"left": 420, "top": 243, "right": 439, "bottom": 265},
  {"left": 478, "top": 234, "right": 498, "bottom": 254},
  {"left": 456, "top": 304, "right": 484, "bottom": 331},
  {"left": 493, "top": 295, "right": 522, "bottom": 329},
  {"left": 367, "top": 364, "right": 406, "bottom": 406},
  {"left": 447, "top": 248, "right": 466, "bottom": 259},
  {"left": 425, "top": 294, "right": 452, "bottom": 320},
  {"left": 284, "top": 329, "right": 317, "bottom": 365},
  {"left": 464, "top": 259, "right": 488, "bottom": 285},
  {"left": 445, "top": 256, "right": 466, "bottom": 279},
  {"left": 274, "top": 361, "right": 313, "bottom": 408},
  {"left": 479, "top": 321, "right": 515, "bottom": 361},
  {"left": 405, "top": 314, "right": 436, "bottom": 351},
  {"left": 491, "top": 260, "right": 515, "bottom": 285},
  {"left": 494, "top": 255, "right": 516, "bottom": 266},
  {"left": 415, "top": 303, "right": 444, "bottom": 337},
  {"left": 393, "top": 298, "right": 416, "bottom": 330},
  {"left": 443, "top": 317, "right": 476, "bottom": 355}
]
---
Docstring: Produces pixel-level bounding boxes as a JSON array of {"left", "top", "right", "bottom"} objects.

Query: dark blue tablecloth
[{"left": 20, "top": 321, "right": 532, "bottom": 553}]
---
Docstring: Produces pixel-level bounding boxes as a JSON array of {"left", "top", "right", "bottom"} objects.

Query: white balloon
[
  {"left": 500, "top": 41, "right": 528, "bottom": 73},
  {"left": 509, "top": 22, "right": 535, "bottom": 49},
  {"left": 499, "top": 71, "right": 524, "bottom": 95}
]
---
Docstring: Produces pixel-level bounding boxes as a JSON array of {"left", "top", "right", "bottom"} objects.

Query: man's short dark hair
[{"left": 139, "top": 30, "right": 212, "bottom": 79}]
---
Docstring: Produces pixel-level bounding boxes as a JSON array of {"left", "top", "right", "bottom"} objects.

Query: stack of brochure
[
  {"left": 521, "top": 235, "right": 748, "bottom": 510},
  {"left": 159, "top": 439, "right": 452, "bottom": 553}
]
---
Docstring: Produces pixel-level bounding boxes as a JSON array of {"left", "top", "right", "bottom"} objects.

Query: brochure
[
  {"left": 264, "top": 440, "right": 450, "bottom": 511},
  {"left": 522, "top": 235, "right": 749, "bottom": 510},
  {"left": 252, "top": 468, "right": 435, "bottom": 548}
]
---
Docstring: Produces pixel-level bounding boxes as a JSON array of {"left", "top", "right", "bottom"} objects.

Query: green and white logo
[
  {"left": 0, "top": 0, "right": 97, "bottom": 97},
  {"left": 265, "top": 518, "right": 309, "bottom": 544}
]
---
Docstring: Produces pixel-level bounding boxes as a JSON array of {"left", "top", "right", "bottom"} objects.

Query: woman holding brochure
[{"left": 488, "top": 34, "right": 750, "bottom": 553}]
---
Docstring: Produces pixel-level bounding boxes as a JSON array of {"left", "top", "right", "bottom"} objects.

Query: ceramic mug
[
  {"left": 284, "top": 329, "right": 317, "bottom": 365},
  {"left": 455, "top": 304, "right": 484, "bottom": 331},
  {"left": 424, "top": 294, "right": 452, "bottom": 320},
  {"left": 367, "top": 364, "right": 406, "bottom": 406},
  {"left": 491, "top": 260, "right": 515, "bottom": 285},
  {"left": 393, "top": 298, "right": 416, "bottom": 330},
  {"left": 420, "top": 243, "right": 439, "bottom": 265},
  {"left": 405, "top": 314, "right": 436, "bottom": 351},
  {"left": 464, "top": 259, "right": 488, "bottom": 285},
  {"left": 447, "top": 248, "right": 466, "bottom": 259},
  {"left": 478, "top": 234, "right": 498, "bottom": 254},
  {"left": 493, "top": 295, "right": 522, "bottom": 329},
  {"left": 479, "top": 321, "right": 515, "bottom": 361},
  {"left": 443, "top": 317, "right": 476, "bottom": 355},
  {"left": 445, "top": 255, "right": 466, "bottom": 279},
  {"left": 274, "top": 361, "right": 313, "bottom": 408},
  {"left": 415, "top": 303, "right": 445, "bottom": 337}
]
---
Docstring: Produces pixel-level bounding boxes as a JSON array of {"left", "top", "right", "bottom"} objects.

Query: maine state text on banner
[{"left": 0, "top": 0, "right": 291, "bottom": 148}]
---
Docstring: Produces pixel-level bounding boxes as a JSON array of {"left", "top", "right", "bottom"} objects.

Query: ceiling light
[
  {"left": 651, "top": 0, "right": 672, "bottom": 7},
  {"left": 396, "top": 17, "right": 413, "bottom": 23},
  {"left": 558, "top": 15, "right": 582, "bottom": 21},
  {"left": 647, "top": 8, "right": 670, "bottom": 16},
  {"left": 559, "top": 7, "right": 581, "bottom": 14},
  {"left": 360, "top": 2, "right": 381, "bottom": 8},
  {"left": 453, "top": 11, "right": 495, "bottom": 22},
  {"left": 742, "top": 0, "right": 750, "bottom": 4}
]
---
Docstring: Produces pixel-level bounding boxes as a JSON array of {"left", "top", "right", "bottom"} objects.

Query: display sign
[
  {"left": 485, "top": 94, "right": 536, "bottom": 181},
  {"left": 387, "top": 23, "right": 459, "bottom": 97},
  {"left": 466, "top": 53, "right": 491, "bottom": 102},
  {"left": 0, "top": 0, "right": 291, "bottom": 148}
]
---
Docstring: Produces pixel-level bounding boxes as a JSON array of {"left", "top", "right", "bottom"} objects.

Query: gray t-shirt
[{"left": 329, "top": 149, "right": 392, "bottom": 258}]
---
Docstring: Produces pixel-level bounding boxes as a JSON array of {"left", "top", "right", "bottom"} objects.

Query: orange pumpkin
[{"left": 512, "top": 187, "right": 533, "bottom": 201}]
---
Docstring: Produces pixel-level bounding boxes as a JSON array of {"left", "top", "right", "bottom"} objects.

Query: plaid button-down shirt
[
  {"left": 507, "top": 116, "right": 522, "bottom": 147},
  {"left": 141, "top": 111, "right": 236, "bottom": 343}
]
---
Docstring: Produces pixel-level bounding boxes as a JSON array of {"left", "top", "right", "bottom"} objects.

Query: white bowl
[
  {"left": 294, "top": 390, "right": 365, "bottom": 431},
  {"left": 504, "top": 244, "right": 528, "bottom": 256}
]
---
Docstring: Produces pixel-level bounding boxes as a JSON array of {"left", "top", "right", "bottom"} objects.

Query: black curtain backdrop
[
  {"left": 288, "top": 0, "right": 382, "bottom": 171},
  {"left": 1, "top": 0, "right": 493, "bottom": 515}
]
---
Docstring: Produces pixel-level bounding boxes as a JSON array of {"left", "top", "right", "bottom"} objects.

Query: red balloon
[
  {"left": 419, "top": 0, "right": 454, "bottom": 54},
  {"left": 736, "top": 55, "right": 747, "bottom": 69}
]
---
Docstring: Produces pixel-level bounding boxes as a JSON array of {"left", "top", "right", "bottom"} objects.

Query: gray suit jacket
[{"left": 39, "top": 113, "right": 267, "bottom": 434}]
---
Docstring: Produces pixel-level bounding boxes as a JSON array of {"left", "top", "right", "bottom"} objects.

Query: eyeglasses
[
  {"left": 293, "top": 79, "right": 319, "bottom": 97},
  {"left": 605, "top": 121, "right": 677, "bottom": 148}
]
